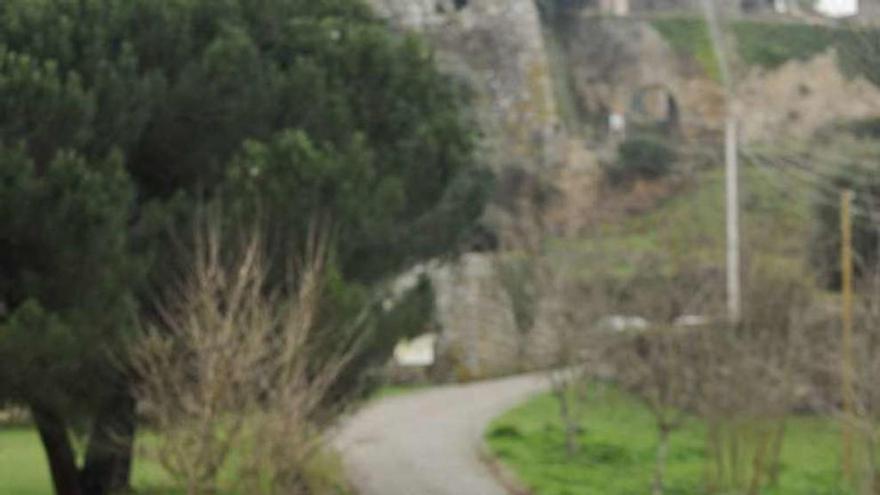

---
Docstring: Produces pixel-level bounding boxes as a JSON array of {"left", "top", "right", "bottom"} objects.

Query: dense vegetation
[{"left": 0, "top": 0, "right": 487, "bottom": 493}]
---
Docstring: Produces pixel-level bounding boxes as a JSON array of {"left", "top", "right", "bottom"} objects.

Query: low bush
[{"left": 606, "top": 136, "right": 678, "bottom": 186}]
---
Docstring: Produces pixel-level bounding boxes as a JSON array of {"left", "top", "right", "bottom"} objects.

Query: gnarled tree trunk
[
  {"left": 32, "top": 405, "right": 83, "bottom": 495},
  {"left": 81, "top": 389, "right": 136, "bottom": 494}
]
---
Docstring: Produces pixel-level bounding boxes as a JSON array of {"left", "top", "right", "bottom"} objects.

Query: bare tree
[
  {"left": 131, "top": 219, "right": 357, "bottom": 495},
  {"left": 494, "top": 165, "right": 595, "bottom": 456},
  {"left": 602, "top": 259, "right": 719, "bottom": 495},
  {"left": 609, "top": 326, "right": 704, "bottom": 495},
  {"left": 695, "top": 261, "right": 815, "bottom": 495},
  {"left": 832, "top": 268, "right": 880, "bottom": 494}
]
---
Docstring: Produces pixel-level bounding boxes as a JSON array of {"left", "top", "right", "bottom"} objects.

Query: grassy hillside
[
  {"left": 551, "top": 162, "right": 812, "bottom": 282},
  {"left": 651, "top": 16, "right": 879, "bottom": 82},
  {"left": 651, "top": 17, "right": 720, "bottom": 80}
]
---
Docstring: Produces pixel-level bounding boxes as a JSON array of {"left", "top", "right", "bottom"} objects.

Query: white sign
[{"left": 393, "top": 334, "right": 437, "bottom": 367}]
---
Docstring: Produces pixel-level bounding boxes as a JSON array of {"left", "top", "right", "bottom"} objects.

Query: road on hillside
[{"left": 335, "top": 373, "right": 548, "bottom": 495}]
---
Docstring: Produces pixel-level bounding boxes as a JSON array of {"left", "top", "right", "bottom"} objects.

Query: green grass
[
  {"left": 486, "top": 387, "right": 850, "bottom": 495},
  {"left": 0, "top": 427, "right": 175, "bottom": 495},
  {"left": 730, "top": 21, "right": 837, "bottom": 70},
  {"left": 0, "top": 427, "right": 350, "bottom": 495},
  {"left": 651, "top": 17, "right": 720, "bottom": 81},
  {"left": 0, "top": 428, "right": 56, "bottom": 495},
  {"left": 650, "top": 17, "right": 879, "bottom": 83}
]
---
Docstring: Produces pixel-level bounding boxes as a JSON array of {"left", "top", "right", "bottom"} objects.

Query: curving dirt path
[{"left": 335, "top": 373, "right": 548, "bottom": 495}]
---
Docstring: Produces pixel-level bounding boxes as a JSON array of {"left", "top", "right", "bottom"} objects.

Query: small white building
[
  {"left": 815, "top": 0, "right": 858, "bottom": 17},
  {"left": 601, "top": 0, "right": 631, "bottom": 16}
]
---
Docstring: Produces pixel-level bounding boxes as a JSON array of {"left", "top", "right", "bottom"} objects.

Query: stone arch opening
[
  {"left": 436, "top": 0, "right": 468, "bottom": 13},
  {"left": 630, "top": 84, "right": 680, "bottom": 133}
]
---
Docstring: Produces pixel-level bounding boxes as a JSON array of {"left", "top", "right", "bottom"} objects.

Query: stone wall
[
  {"left": 371, "top": 0, "right": 604, "bottom": 233},
  {"left": 423, "top": 254, "right": 572, "bottom": 380},
  {"left": 369, "top": 0, "right": 563, "bottom": 170},
  {"left": 428, "top": 254, "right": 522, "bottom": 380}
]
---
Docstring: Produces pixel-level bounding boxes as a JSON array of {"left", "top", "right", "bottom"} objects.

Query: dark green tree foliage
[
  {"left": 0, "top": 1, "right": 486, "bottom": 493},
  {"left": 0, "top": 146, "right": 135, "bottom": 495}
]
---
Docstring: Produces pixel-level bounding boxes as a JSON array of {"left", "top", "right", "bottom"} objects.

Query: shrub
[
  {"left": 606, "top": 136, "right": 678, "bottom": 186},
  {"left": 842, "top": 117, "right": 880, "bottom": 139}
]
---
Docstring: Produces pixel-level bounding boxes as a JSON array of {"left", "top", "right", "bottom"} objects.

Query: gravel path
[{"left": 335, "top": 373, "right": 548, "bottom": 495}]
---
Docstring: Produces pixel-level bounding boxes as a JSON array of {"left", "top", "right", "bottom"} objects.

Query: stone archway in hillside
[
  {"left": 629, "top": 83, "right": 681, "bottom": 134},
  {"left": 435, "top": 0, "right": 469, "bottom": 13}
]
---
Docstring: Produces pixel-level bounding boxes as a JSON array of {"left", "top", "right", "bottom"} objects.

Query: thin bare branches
[{"left": 130, "top": 217, "right": 358, "bottom": 495}]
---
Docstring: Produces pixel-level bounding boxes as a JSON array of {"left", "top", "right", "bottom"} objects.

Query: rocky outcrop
[
  {"left": 738, "top": 51, "right": 880, "bottom": 143},
  {"left": 370, "top": 0, "right": 563, "bottom": 169},
  {"left": 552, "top": 15, "right": 880, "bottom": 145},
  {"left": 553, "top": 16, "right": 725, "bottom": 141}
]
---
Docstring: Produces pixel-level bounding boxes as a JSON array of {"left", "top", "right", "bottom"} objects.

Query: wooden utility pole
[{"left": 841, "top": 189, "right": 856, "bottom": 480}]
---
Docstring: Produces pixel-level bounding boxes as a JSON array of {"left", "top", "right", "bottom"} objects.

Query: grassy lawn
[
  {"left": 0, "top": 387, "right": 419, "bottom": 494},
  {"left": 0, "top": 426, "right": 349, "bottom": 495},
  {"left": 0, "top": 427, "right": 176, "bottom": 495},
  {"left": 0, "top": 428, "right": 56, "bottom": 495},
  {"left": 486, "top": 386, "right": 849, "bottom": 495}
]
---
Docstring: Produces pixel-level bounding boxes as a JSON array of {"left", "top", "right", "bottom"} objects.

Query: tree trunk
[
  {"left": 653, "top": 427, "right": 670, "bottom": 495},
  {"left": 767, "top": 420, "right": 786, "bottom": 487},
  {"left": 555, "top": 385, "right": 578, "bottom": 457},
  {"left": 32, "top": 404, "right": 84, "bottom": 495},
  {"left": 81, "top": 389, "right": 136, "bottom": 495}
]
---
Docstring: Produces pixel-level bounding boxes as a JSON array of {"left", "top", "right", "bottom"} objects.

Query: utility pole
[
  {"left": 702, "top": 0, "right": 741, "bottom": 324},
  {"left": 841, "top": 189, "right": 856, "bottom": 481},
  {"left": 725, "top": 118, "right": 741, "bottom": 323}
]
